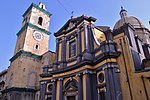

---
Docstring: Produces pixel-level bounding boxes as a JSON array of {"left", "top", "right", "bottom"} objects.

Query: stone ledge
[
  {"left": 1, "top": 87, "right": 36, "bottom": 93},
  {"left": 9, "top": 50, "right": 42, "bottom": 62}
]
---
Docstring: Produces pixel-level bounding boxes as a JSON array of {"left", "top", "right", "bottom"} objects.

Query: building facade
[
  {"left": 40, "top": 7, "right": 150, "bottom": 100},
  {"left": 0, "top": 69, "right": 7, "bottom": 99},
  {"left": 1, "top": 2, "right": 150, "bottom": 100},
  {"left": 1, "top": 2, "right": 55, "bottom": 100},
  {"left": 0, "top": 70, "right": 7, "bottom": 91}
]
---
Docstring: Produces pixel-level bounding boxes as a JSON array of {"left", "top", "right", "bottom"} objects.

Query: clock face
[{"left": 33, "top": 32, "right": 43, "bottom": 41}]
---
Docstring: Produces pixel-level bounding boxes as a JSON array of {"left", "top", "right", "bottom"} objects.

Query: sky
[{"left": 0, "top": 0, "right": 150, "bottom": 72}]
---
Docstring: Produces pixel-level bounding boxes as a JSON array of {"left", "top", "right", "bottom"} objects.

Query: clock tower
[
  {"left": 3, "top": 2, "right": 51, "bottom": 100},
  {"left": 14, "top": 2, "right": 51, "bottom": 55}
]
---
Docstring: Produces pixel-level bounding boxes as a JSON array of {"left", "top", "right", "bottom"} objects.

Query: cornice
[
  {"left": 2, "top": 87, "right": 36, "bottom": 93},
  {"left": 23, "top": 3, "right": 52, "bottom": 17},
  {"left": 16, "top": 22, "right": 51, "bottom": 36},
  {"left": 10, "top": 50, "right": 42, "bottom": 62}
]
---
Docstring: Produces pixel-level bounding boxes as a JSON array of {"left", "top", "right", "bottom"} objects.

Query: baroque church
[{"left": 1, "top": 2, "right": 150, "bottom": 100}]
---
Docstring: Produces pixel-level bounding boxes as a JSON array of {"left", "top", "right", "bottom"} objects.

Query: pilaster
[
  {"left": 52, "top": 79, "right": 57, "bottom": 100},
  {"left": 88, "top": 24, "right": 94, "bottom": 53},
  {"left": 77, "top": 29, "right": 82, "bottom": 63},
  {"left": 53, "top": 39, "right": 59, "bottom": 70},
  {"left": 83, "top": 70, "right": 93, "bottom": 100},
  {"left": 59, "top": 78, "right": 64, "bottom": 100},
  {"left": 40, "top": 81, "right": 47, "bottom": 100},
  {"left": 104, "top": 63, "right": 122, "bottom": 100},
  {"left": 83, "top": 23, "right": 93, "bottom": 61},
  {"left": 91, "top": 72, "right": 98, "bottom": 100},
  {"left": 77, "top": 73, "right": 83, "bottom": 100},
  {"left": 60, "top": 36, "right": 66, "bottom": 68}
]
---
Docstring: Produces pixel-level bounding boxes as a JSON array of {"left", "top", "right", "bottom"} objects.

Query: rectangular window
[
  {"left": 135, "top": 37, "right": 141, "bottom": 53},
  {"left": 69, "top": 40, "right": 76, "bottom": 58}
]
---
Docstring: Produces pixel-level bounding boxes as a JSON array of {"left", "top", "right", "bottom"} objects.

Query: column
[
  {"left": 92, "top": 72, "right": 98, "bottom": 100},
  {"left": 88, "top": 24, "right": 94, "bottom": 54},
  {"left": 104, "top": 63, "right": 122, "bottom": 100},
  {"left": 83, "top": 23, "right": 93, "bottom": 61},
  {"left": 60, "top": 36, "right": 66, "bottom": 68},
  {"left": 77, "top": 74, "right": 83, "bottom": 100},
  {"left": 104, "top": 29, "right": 116, "bottom": 53},
  {"left": 84, "top": 71, "right": 92, "bottom": 100},
  {"left": 53, "top": 39, "right": 59, "bottom": 70},
  {"left": 40, "top": 81, "right": 46, "bottom": 100},
  {"left": 77, "top": 29, "right": 82, "bottom": 63},
  {"left": 52, "top": 79, "right": 57, "bottom": 100},
  {"left": 112, "top": 66, "right": 122, "bottom": 100},
  {"left": 59, "top": 78, "right": 64, "bottom": 100}
]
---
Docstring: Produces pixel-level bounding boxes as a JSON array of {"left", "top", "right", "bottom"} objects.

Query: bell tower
[
  {"left": 14, "top": 2, "right": 51, "bottom": 56},
  {"left": 3, "top": 2, "right": 51, "bottom": 100}
]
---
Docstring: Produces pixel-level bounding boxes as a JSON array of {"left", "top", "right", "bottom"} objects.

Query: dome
[{"left": 114, "top": 7, "right": 145, "bottom": 30}]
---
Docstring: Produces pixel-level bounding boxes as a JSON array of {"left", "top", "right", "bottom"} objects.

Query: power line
[{"left": 56, "top": 0, "right": 71, "bottom": 15}]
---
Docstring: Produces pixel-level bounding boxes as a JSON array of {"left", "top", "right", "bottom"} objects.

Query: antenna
[
  {"left": 121, "top": 6, "right": 123, "bottom": 10},
  {"left": 71, "top": 11, "right": 74, "bottom": 16},
  {"left": 71, "top": 11, "right": 74, "bottom": 19}
]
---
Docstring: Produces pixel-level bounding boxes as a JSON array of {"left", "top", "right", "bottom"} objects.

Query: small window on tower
[
  {"left": 35, "top": 44, "right": 39, "bottom": 50},
  {"left": 38, "top": 17, "right": 43, "bottom": 25},
  {"left": 41, "top": 5, "right": 44, "bottom": 9},
  {"left": 34, "top": 44, "right": 40, "bottom": 52}
]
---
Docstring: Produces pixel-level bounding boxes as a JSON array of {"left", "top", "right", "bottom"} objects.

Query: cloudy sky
[{"left": 0, "top": 0, "right": 150, "bottom": 71}]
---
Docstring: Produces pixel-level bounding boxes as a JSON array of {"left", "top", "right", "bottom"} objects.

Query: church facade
[
  {"left": 1, "top": 2, "right": 150, "bottom": 100},
  {"left": 40, "top": 7, "right": 150, "bottom": 100}
]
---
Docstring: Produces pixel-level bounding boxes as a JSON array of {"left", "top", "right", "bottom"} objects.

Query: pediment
[
  {"left": 66, "top": 22, "right": 76, "bottom": 31},
  {"left": 54, "top": 15, "right": 97, "bottom": 37}
]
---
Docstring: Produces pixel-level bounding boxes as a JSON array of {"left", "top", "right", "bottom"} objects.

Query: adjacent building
[
  {"left": 1, "top": 2, "right": 55, "bottom": 100},
  {"left": 0, "top": 69, "right": 7, "bottom": 99}
]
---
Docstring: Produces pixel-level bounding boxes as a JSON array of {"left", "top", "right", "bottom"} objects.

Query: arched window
[
  {"left": 35, "top": 44, "right": 39, "bottom": 49},
  {"left": 34, "top": 43, "right": 40, "bottom": 50},
  {"left": 41, "top": 5, "right": 44, "bottom": 9},
  {"left": 38, "top": 17, "right": 43, "bottom": 25}
]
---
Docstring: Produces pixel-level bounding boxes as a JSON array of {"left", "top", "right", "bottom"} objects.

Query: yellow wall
[
  {"left": 114, "top": 33, "right": 150, "bottom": 100},
  {"left": 58, "top": 43, "right": 62, "bottom": 61},
  {"left": 81, "top": 31, "right": 85, "bottom": 52},
  {"left": 94, "top": 28, "right": 106, "bottom": 43},
  {"left": 82, "top": 74, "right": 86, "bottom": 100},
  {"left": 56, "top": 81, "right": 60, "bottom": 100}
]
